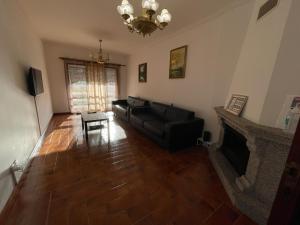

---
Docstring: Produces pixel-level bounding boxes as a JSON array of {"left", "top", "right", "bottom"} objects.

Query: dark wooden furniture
[{"left": 81, "top": 112, "right": 110, "bottom": 141}]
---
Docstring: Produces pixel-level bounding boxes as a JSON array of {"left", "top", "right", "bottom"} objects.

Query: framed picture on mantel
[{"left": 226, "top": 94, "right": 248, "bottom": 116}]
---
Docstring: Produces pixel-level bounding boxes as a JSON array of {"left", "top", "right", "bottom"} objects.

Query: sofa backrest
[
  {"left": 150, "top": 102, "right": 195, "bottom": 121},
  {"left": 127, "top": 96, "right": 148, "bottom": 108},
  {"left": 151, "top": 102, "right": 168, "bottom": 118},
  {"left": 127, "top": 96, "right": 136, "bottom": 107},
  {"left": 165, "top": 106, "right": 195, "bottom": 122}
]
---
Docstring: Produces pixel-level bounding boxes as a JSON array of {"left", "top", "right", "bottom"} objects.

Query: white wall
[
  {"left": 260, "top": 0, "right": 300, "bottom": 126},
  {"left": 127, "top": 1, "right": 254, "bottom": 141},
  {"left": 0, "top": 0, "right": 53, "bottom": 211},
  {"left": 226, "top": 0, "right": 293, "bottom": 124},
  {"left": 43, "top": 41, "right": 129, "bottom": 113}
]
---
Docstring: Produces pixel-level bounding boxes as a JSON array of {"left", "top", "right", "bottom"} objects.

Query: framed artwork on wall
[
  {"left": 169, "top": 45, "right": 188, "bottom": 79},
  {"left": 226, "top": 94, "right": 248, "bottom": 116},
  {"left": 138, "top": 63, "right": 147, "bottom": 82}
]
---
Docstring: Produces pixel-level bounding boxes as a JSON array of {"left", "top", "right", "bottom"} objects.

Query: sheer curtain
[
  {"left": 63, "top": 58, "right": 119, "bottom": 113},
  {"left": 86, "top": 62, "right": 108, "bottom": 112},
  {"left": 105, "top": 67, "right": 119, "bottom": 110},
  {"left": 66, "top": 63, "right": 89, "bottom": 113}
]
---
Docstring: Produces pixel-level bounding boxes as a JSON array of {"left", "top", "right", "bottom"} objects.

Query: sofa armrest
[
  {"left": 131, "top": 106, "right": 151, "bottom": 114},
  {"left": 112, "top": 99, "right": 127, "bottom": 105},
  {"left": 165, "top": 118, "right": 204, "bottom": 150}
]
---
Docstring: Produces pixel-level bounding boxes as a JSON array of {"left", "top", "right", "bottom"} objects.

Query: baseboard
[
  {"left": 17, "top": 114, "right": 53, "bottom": 170},
  {"left": 53, "top": 112, "right": 72, "bottom": 115},
  {"left": 28, "top": 117, "right": 52, "bottom": 159},
  {"left": 0, "top": 114, "right": 53, "bottom": 221}
]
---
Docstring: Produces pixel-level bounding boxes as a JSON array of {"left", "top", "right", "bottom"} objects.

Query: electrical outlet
[
  {"left": 197, "top": 138, "right": 202, "bottom": 146},
  {"left": 10, "top": 160, "right": 25, "bottom": 172},
  {"left": 203, "top": 142, "right": 212, "bottom": 148}
]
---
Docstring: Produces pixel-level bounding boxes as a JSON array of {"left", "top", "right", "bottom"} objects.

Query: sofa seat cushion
[
  {"left": 131, "top": 113, "right": 158, "bottom": 126},
  {"left": 116, "top": 103, "right": 128, "bottom": 108},
  {"left": 115, "top": 105, "right": 127, "bottom": 115},
  {"left": 116, "top": 104, "right": 127, "bottom": 110},
  {"left": 144, "top": 120, "right": 165, "bottom": 137}
]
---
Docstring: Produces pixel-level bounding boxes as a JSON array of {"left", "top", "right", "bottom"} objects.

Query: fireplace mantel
[
  {"left": 215, "top": 107, "right": 293, "bottom": 146},
  {"left": 209, "top": 107, "right": 294, "bottom": 225}
]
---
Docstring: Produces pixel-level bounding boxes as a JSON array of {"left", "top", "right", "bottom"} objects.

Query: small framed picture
[
  {"left": 276, "top": 95, "right": 300, "bottom": 132},
  {"left": 291, "top": 97, "right": 300, "bottom": 108},
  {"left": 138, "top": 63, "right": 147, "bottom": 83},
  {"left": 226, "top": 94, "right": 248, "bottom": 116}
]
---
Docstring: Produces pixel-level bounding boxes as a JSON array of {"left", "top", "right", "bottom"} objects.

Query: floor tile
[{"left": 0, "top": 114, "right": 257, "bottom": 225}]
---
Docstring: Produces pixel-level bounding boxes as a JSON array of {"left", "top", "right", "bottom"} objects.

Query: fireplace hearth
[{"left": 209, "top": 107, "right": 294, "bottom": 225}]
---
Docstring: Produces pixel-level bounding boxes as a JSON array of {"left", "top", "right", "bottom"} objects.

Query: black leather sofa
[
  {"left": 130, "top": 102, "right": 204, "bottom": 151},
  {"left": 112, "top": 96, "right": 148, "bottom": 121}
]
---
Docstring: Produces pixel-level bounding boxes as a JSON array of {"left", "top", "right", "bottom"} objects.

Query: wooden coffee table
[{"left": 81, "top": 112, "right": 110, "bottom": 142}]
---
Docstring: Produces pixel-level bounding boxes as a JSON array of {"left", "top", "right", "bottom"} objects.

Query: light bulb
[
  {"left": 151, "top": 1, "right": 159, "bottom": 11},
  {"left": 142, "top": 0, "right": 151, "bottom": 10},
  {"left": 142, "top": 0, "right": 159, "bottom": 12},
  {"left": 117, "top": 0, "right": 134, "bottom": 15},
  {"left": 157, "top": 9, "right": 172, "bottom": 23}
]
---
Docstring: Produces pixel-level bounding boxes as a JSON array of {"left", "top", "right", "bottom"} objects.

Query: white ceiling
[{"left": 18, "top": 0, "right": 244, "bottom": 54}]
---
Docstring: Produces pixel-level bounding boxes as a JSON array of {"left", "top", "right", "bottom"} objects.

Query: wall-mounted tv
[{"left": 28, "top": 67, "right": 44, "bottom": 96}]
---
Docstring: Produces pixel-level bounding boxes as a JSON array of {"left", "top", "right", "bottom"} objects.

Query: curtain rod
[{"left": 59, "top": 57, "right": 126, "bottom": 67}]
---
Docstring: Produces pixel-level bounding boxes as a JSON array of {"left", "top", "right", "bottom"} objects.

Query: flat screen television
[{"left": 28, "top": 67, "right": 44, "bottom": 96}]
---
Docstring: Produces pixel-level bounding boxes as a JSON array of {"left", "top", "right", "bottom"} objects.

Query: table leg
[
  {"left": 107, "top": 119, "right": 110, "bottom": 145},
  {"left": 85, "top": 122, "right": 88, "bottom": 140},
  {"left": 100, "top": 121, "right": 102, "bottom": 145}
]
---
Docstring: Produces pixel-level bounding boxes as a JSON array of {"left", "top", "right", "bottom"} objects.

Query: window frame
[
  {"left": 104, "top": 64, "right": 120, "bottom": 99},
  {"left": 63, "top": 59, "right": 88, "bottom": 113},
  {"left": 62, "top": 58, "right": 121, "bottom": 113}
]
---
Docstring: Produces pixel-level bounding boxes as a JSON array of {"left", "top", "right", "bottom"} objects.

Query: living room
[{"left": 0, "top": 0, "right": 299, "bottom": 225}]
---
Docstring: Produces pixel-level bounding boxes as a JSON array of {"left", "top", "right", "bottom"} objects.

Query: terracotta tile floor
[{"left": 1, "top": 114, "right": 257, "bottom": 225}]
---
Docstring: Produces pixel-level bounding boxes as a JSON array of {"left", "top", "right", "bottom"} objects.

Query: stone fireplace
[
  {"left": 209, "top": 107, "right": 294, "bottom": 225},
  {"left": 221, "top": 124, "right": 250, "bottom": 176}
]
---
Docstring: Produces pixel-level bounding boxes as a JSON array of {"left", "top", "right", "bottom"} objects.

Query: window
[
  {"left": 64, "top": 59, "right": 119, "bottom": 113},
  {"left": 105, "top": 67, "right": 119, "bottom": 110},
  {"left": 67, "top": 64, "right": 88, "bottom": 113}
]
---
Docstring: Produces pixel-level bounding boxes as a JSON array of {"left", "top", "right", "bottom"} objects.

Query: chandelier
[
  {"left": 90, "top": 40, "right": 110, "bottom": 64},
  {"left": 117, "top": 0, "right": 172, "bottom": 37}
]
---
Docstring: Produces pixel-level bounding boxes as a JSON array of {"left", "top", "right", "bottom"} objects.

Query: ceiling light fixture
[
  {"left": 117, "top": 0, "right": 172, "bottom": 37},
  {"left": 90, "top": 40, "right": 110, "bottom": 64}
]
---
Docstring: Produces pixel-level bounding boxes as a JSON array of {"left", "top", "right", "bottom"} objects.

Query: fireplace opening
[{"left": 220, "top": 124, "right": 250, "bottom": 176}]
